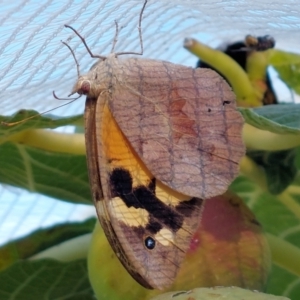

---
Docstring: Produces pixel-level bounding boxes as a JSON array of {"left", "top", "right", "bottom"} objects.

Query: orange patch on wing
[
  {"left": 101, "top": 102, "right": 151, "bottom": 188},
  {"left": 169, "top": 99, "right": 197, "bottom": 143}
]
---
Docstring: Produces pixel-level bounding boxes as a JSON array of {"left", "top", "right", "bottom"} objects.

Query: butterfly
[{"left": 67, "top": 0, "right": 245, "bottom": 290}]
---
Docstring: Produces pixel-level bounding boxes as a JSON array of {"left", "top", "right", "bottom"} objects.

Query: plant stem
[
  {"left": 243, "top": 124, "right": 300, "bottom": 151},
  {"left": 246, "top": 50, "right": 272, "bottom": 102},
  {"left": 277, "top": 191, "right": 300, "bottom": 220},
  {"left": 30, "top": 234, "right": 91, "bottom": 262},
  {"left": 7, "top": 129, "right": 86, "bottom": 155}
]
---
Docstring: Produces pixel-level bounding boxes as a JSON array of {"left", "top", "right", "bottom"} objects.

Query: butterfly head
[
  {"left": 73, "top": 77, "right": 91, "bottom": 95},
  {"left": 71, "top": 75, "right": 102, "bottom": 98}
]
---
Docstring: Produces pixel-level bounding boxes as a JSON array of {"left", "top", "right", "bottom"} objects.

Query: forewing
[
  {"left": 110, "top": 58, "right": 245, "bottom": 199},
  {"left": 86, "top": 93, "right": 204, "bottom": 290}
]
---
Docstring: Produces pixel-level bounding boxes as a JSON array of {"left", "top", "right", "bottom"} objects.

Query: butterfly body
[{"left": 74, "top": 54, "right": 245, "bottom": 290}]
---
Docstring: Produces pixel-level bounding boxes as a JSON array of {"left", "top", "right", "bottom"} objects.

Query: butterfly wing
[
  {"left": 85, "top": 93, "right": 204, "bottom": 290},
  {"left": 109, "top": 58, "right": 245, "bottom": 199}
]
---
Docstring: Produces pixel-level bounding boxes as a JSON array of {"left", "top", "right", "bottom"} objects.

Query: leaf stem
[
  {"left": 243, "top": 124, "right": 300, "bottom": 151},
  {"left": 277, "top": 191, "right": 300, "bottom": 220},
  {"left": 6, "top": 129, "right": 86, "bottom": 155},
  {"left": 246, "top": 50, "right": 272, "bottom": 103},
  {"left": 30, "top": 234, "right": 91, "bottom": 261}
]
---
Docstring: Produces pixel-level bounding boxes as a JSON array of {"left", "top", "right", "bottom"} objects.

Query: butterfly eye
[
  {"left": 79, "top": 80, "right": 91, "bottom": 95},
  {"left": 144, "top": 236, "right": 156, "bottom": 250}
]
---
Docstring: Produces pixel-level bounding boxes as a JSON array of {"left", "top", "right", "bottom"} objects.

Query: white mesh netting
[{"left": 0, "top": 0, "right": 299, "bottom": 244}]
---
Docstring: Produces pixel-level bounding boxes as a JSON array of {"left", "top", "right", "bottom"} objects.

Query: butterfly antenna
[
  {"left": 61, "top": 41, "right": 80, "bottom": 78},
  {"left": 137, "top": 0, "right": 147, "bottom": 55},
  {"left": 115, "top": 0, "right": 147, "bottom": 56},
  {"left": 64, "top": 24, "right": 106, "bottom": 60},
  {"left": 110, "top": 20, "right": 119, "bottom": 53}
]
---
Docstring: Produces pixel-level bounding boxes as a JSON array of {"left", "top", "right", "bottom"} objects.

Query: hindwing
[{"left": 85, "top": 93, "right": 204, "bottom": 290}]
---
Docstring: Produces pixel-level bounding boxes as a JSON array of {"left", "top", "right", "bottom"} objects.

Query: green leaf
[
  {"left": 247, "top": 149, "right": 297, "bottom": 194},
  {"left": 230, "top": 172, "right": 300, "bottom": 299},
  {"left": 269, "top": 50, "right": 300, "bottom": 95},
  {"left": 0, "top": 259, "right": 94, "bottom": 300},
  {"left": 268, "top": 265, "right": 300, "bottom": 300},
  {"left": 0, "top": 111, "right": 90, "bottom": 204},
  {"left": 0, "top": 218, "right": 96, "bottom": 272},
  {"left": 240, "top": 104, "right": 300, "bottom": 134},
  {"left": 0, "top": 142, "right": 91, "bottom": 204}
]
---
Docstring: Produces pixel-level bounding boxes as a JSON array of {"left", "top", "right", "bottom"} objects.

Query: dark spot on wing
[
  {"left": 146, "top": 216, "right": 162, "bottom": 234},
  {"left": 132, "top": 225, "right": 145, "bottom": 238},
  {"left": 108, "top": 158, "right": 120, "bottom": 164},
  {"left": 110, "top": 167, "right": 133, "bottom": 195},
  {"left": 94, "top": 190, "right": 101, "bottom": 202},
  {"left": 176, "top": 198, "right": 203, "bottom": 217},
  {"left": 144, "top": 236, "right": 156, "bottom": 250},
  {"left": 109, "top": 168, "right": 185, "bottom": 232}
]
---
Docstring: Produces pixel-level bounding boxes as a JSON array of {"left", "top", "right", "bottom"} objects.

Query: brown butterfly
[{"left": 67, "top": 0, "right": 245, "bottom": 290}]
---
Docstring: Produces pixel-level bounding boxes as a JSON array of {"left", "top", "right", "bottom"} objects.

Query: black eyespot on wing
[{"left": 145, "top": 236, "right": 156, "bottom": 250}]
